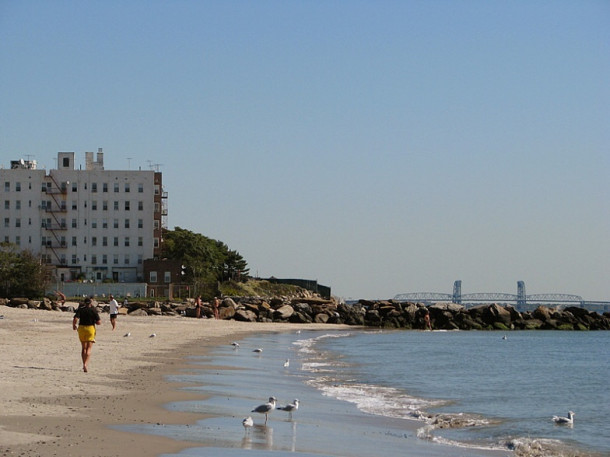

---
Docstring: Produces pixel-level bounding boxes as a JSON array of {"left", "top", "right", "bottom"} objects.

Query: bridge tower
[
  {"left": 517, "top": 281, "right": 526, "bottom": 306},
  {"left": 452, "top": 280, "right": 462, "bottom": 304}
]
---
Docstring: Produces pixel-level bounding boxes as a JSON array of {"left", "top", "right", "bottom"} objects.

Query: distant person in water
[
  {"left": 73, "top": 298, "right": 101, "bottom": 372},
  {"left": 424, "top": 310, "right": 432, "bottom": 330}
]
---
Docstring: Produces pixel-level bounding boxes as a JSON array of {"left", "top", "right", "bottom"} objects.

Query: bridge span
[{"left": 394, "top": 281, "right": 609, "bottom": 311}]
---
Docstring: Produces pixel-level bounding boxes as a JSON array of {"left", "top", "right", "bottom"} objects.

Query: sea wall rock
[{"left": 2, "top": 294, "right": 609, "bottom": 331}]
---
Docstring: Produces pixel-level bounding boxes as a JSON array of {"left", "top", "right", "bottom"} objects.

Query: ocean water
[
  {"left": 304, "top": 330, "right": 610, "bottom": 456},
  {"left": 120, "top": 329, "right": 609, "bottom": 457}
]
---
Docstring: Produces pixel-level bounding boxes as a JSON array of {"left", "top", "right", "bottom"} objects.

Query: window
[
  {"left": 72, "top": 236, "right": 77, "bottom": 246},
  {"left": 4, "top": 218, "right": 9, "bottom": 228},
  {"left": 114, "top": 182, "right": 119, "bottom": 192},
  {"left": 154, "top": 202, "right": 160, "bottom": 213},
  {"left": 102, "top": 219, "right": 108, "bottom": 229},
  {"left": 125, "top": 201, "right": 130, "bottom": 211},
  {"left": 102, "top": 254, "right": 107, "bottom": 264},
  {"left": 72, "top": 218, "right": 77, "bottom": 228},
  {"left": 124, "top": 255, "right": 130, "bottom": 265},
  {"left": 113, "top": 254, "right": 119, "bottom": 265},
  {"left": 124, "top": 219, "right": 130, "bottom": 228},
  {"left": 103, "top": 183, "right": 108, "bottom": 192},
  {"left": 138, "top": 219, "right": 143, "bottom": 229},
  {"left": 164, "top": 271, "right": 171, "bottom": 283},
  {"left": 92, "top": 183, "right": 97, "bottom": 193},
  {"left": 102, "top": 236, "right": 108, "bottom": 246},
  {"left": 125, "top": 183, "right": 130, "bottom": 192},
  {"left": 72, "top": 255, "right": 77, "bottom": 264},
  {"left": 154, "top": 237, "right": 160, "bottom": 248},
  {"left": 113, "top": 219, "right": 119, "bottom": 228},
  {"left": 103, "top": 201, "right": 108, "bottom": 211},
  {"left": 4, "top": 182, "right": 9, "bottom": 191},
  {"left": 4, "top": 201, "right": 9, "bottom": 210},
  {"left": 114, "top": 201, "right": 119, "bottom": 211},
  {"left": 154, "top": 220, "right": 160, "bottom": 230},
  {"left": 15, "top": 236, "right": 20, "bottom": 246},
  {"left": 92, "top": 237, "right": 97, "bottom": 246},
  {"left": 15, "top": 218, "right": 21, "bottom": 228},
  {"left": 138, "top": 255, "right": 143, "bottom": 265},
  {"left": 124, "top": 237, "right": 130, "bottom": 247},
  {"left": 149, "top": 271, "right": 157, "bottom": 283},
  {"left": 16, "top": 182, "right": 21, "bottom": 192},
  {"left": 72, "top": 182, "right": 77, "bottom": 192},
  {"left": 92, "top": 219, "right": 97, "bottom": 229},
  {"left": 113, "top": 237, "right": 119, "bottom": 247},
  {"left": 72, "top": 200, "right": 77, "bottom": 210},
  {"left": 15, "top": 200, "right": 21, "bottom": 210},
  {"left": 91, "top": 255, "right": 97, "bottom": 265},
  {"left": 138, "top": 183, "right": 143, "bottom": 193},
  {"left": 138, "top": 236, "right": 143, "bottom": 247},
  {"left": 62, "top": 157, "right": 70, "bottom": 167},
  {"left": 92, "top": 201, "right": 97, "bottom": 210},
  {"left": 138, "top": 201, "right": 143, "bottom": 210}
]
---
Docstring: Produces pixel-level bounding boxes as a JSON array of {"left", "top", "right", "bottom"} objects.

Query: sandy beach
[{"left": 0, "top": 304, "right": 348, "bottom": 456}]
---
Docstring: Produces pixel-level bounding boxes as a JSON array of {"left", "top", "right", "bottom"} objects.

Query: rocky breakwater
[{"left": 1, "top": 296, "right": 609, "bottom": 330}]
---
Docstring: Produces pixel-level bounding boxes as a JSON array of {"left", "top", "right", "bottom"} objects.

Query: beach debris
[
  {"left": 283, "top": 359, "right": 290, "bottom": 367},
  {"left": 552, "top": 411, "right": 575, "bottom": 425},
  {"left": 149, "top": 333, "right": 156, "bottom": 338},
  {"left": 242, "top": 416, "right": 253, "bottom": 431},
  {"left": 123, "top": 332, "right": 131, "bottom": 337},
  {"left": 251, "top": 396, "right": 276, "bottom": 424},
  {"left": 253, "top": 348, "right": 263, "bottom": 353},
  {"left": 277, "top": 399, "right": 299, "bottom": 419}
]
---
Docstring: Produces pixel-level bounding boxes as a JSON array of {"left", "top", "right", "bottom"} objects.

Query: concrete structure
[{"left": 1, "top": 149, "right": 167, "bottom": 283}]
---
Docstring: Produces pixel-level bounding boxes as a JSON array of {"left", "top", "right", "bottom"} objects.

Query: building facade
[{"left": 0, "top": 149, "right": 167, "bottom": 283}]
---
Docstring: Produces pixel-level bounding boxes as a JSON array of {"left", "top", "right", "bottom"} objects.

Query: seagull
[
  {"left": 502, "top": 335, "right": 507, "bottom": 340},
  {"left": 283, "top": 359, "right": 290, "bottom": 368},
  {"left": 242, "top": 416, "right": 253, "bottom": 432},
  {"left": 277, "top": 399, "right": 299, "bottom": 419},
  {"left": 231, "top": 342, "right": 240, "bottom": 348},
  {"left": 149, "top": 333, "right": 156, "bottom": 338},
  {"left": 123, "top": 332, "right": 131, "bottom": 337},
  {"left": 251, "top": 396, "right": 276, "bottom": 424},
  {"left": 553, "top": 411, "right": 575, "bottom": 425},
  {"left": 253, "top": 348, "right": 263, "bottom": 353}
]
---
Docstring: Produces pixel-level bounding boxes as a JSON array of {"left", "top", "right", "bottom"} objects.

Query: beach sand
[{"left": 0, "top": 305, "right": 348, "bottom": 456}]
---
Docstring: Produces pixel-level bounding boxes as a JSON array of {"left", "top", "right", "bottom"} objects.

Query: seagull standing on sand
[
  {"left": 277, "top": 399, "right": 299, "bottom": 419},
  {"left": 251, "top": 396, "right": 277, "bottom": 424},
  {"left": 242, "top": 416, "right": 253, "bottom": 432},
  {"left": 553, "top": 411, "right": 575, "bottom": 425}
]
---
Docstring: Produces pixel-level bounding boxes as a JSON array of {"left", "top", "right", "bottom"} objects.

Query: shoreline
[{"left": 0, "top": 305, "right": 349, "bottom": 456}]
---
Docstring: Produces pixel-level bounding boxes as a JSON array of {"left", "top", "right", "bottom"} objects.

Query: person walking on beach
[
  {"left": 195, "top": 295, "right": 202, "bottom": 319},
  {"left": 108, "top": 294, "right": 120, "bottom": 330},
  {"left": 73, "top": 297, "right": 101, "bottom": 373},
  {"left": 213, "top": 297, "right": 220, "bottom": 320}
]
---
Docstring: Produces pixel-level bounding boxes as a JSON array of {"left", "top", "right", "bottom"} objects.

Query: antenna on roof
[{"left": 127, "top": 158, "right": 133, "bottom": 170}]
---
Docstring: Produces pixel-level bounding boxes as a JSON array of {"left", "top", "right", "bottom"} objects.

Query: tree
[
  {"left": 0, "top": 243, "right": 49, "bottom": 298},
  {"left": 162, "top": 227, "right": 250, "bottom": 287}
]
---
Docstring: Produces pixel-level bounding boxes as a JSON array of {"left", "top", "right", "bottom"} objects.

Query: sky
[{"left": 1, "top": 1, "right": 608, "bottom": 301}]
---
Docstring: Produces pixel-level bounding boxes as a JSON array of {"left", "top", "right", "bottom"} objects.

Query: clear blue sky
[{"left": 1, "top": 1, "right": 608, "bottom": 300}]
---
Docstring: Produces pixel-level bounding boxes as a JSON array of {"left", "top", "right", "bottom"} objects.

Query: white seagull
[
  {"left": 553, "top": 411, "right": 575, "bottom": 425},
  {"left": 149, "top": 333, "right": 156, "bottom": 338},
  {"left": 231, "top": 342, "right": 240, "bottom": 348},
  {"left": 253, "top": 348, "right": 263, "bottom": 353},
  {"left": 123, "top": 332, "right": 131, "bottom": 337},
  {"left": 283, "top": 359, "right": 290, "bottom": 367},
  {"left": 251, "top": 396, "right": 277, "bottom": 424},
  {"left": 242, "top": 416, "right": 253, "bottom": 431},
  {"left": 277, "top": 399, "right": 299, "bottom": 419}
]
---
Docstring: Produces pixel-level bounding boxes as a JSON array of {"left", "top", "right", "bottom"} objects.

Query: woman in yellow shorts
[{"left": 73, "top": 298, "right": 101, "bottom": 372}]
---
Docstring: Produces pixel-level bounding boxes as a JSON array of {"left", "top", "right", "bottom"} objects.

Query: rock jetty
[{"left": 2, "top": 297, "right": 609, "bottom": 330}]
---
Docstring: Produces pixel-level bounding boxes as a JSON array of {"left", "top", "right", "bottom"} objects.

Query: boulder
[
  {"left": 128, "top": 308, "right": 149, "bottom": 317},
  {"left": 273, "top": 305, "right": 294, "bottom": 320},
  {"left": 235, "top": 309, "right": 258, "bottom": 322}
]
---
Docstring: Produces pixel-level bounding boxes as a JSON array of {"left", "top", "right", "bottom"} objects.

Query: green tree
[
  {"left": 0, "top": 243, "right": 49, "bottom": 298},
  {"left": 162, "top": 227, "right": 250, "bottom": 287}
]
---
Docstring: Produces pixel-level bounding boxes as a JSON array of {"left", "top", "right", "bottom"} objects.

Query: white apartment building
[{"left": 0, "top": 149, "right": 167, "bottom": 283}]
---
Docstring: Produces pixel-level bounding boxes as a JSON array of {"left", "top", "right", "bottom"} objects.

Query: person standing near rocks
[
  {"left": 213, "top": 297, "right": 220, "bottom": 320},
  {"left": 195, "top": 295, "right": 202, "bottom": 318},
  {"left": 73, "top": 297, "right": 101, "bottom": 372},
  {"left": 108, "top": 294, "right": 120, "bottom": 330}
]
